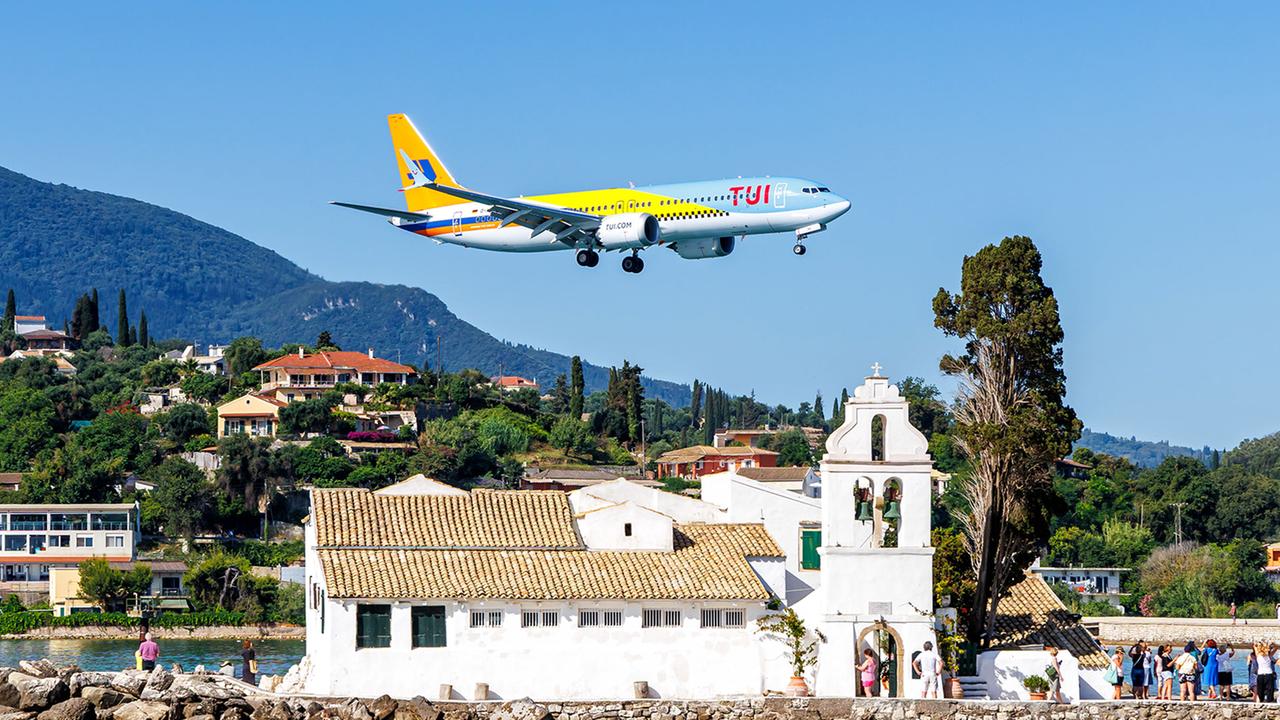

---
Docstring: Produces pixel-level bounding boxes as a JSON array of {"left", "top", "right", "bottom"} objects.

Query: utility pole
[{"left": 1172, "top": 502, "right": 1187, "bottom": 544}]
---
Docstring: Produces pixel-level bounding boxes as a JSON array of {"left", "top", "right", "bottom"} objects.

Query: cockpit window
[{"left": 818, "top": 187, "right": 831, "bottom": 193}]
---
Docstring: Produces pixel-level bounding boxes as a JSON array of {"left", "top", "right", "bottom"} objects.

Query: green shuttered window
[
  {"left": 800, "top": 529, "right": 821, "bottom": 570},
  {"left": 412, "top": 605, "right": 447, "bottom": 648},
  {"left": 356, "top": 604, "right": 392, "bottom": 648}
]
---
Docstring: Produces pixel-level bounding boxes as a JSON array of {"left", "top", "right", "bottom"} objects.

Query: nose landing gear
[
  {"left": 792, "top": 244, "right": 807, "bottom": 256},
  {"left": 576, "top": 249, "right": 600, "bottom": 267},
  {"left": 621, "top": 253, "right": 645, "bottom": 273}
]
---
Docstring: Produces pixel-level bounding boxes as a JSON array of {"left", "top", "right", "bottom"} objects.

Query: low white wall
[{"left": 976, "top": 649, "right": 1081, "bottom": 702}]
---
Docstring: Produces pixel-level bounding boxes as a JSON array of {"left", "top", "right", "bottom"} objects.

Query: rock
[
  {"left": 182, "top": 701, "right": 220, "bottom": 719},
  {"left": 110, "top": 703, "right": 169, "bottom": 720},
  {"left": 79, "top": 690, "right": 124, "bottom": 711},
  {"left": 490, "top": 701, "right": 551, "bottom": 720},
  {"left": 366, "top": 698, "right": 396, "bottom": 720},
  {"left": 109, "top": 675, "right": 147, "bottom": 699},
  {"left": 185, "top": 716, "right": 213, "bottom": 720},
  {"left": 37, "top": 698, "right": 95, "bottom": 720},
  {"left": 69, "top": 675, "right": 117, "bottom": 697},
  {"left": 392, "top": 700, "right": 439, "bottom": 720},
  {"left": 0, "top": 681, "right": 21, "bottom": 709},
  {"left": 18, "top": 664, "right": 56, "bottom": 681},
  {"left": 221, "top": 708, "right": 248, "bottom": 720},
  {"left": 0, "top": 709, "right": 35, "bottom": 720},
  {"left": 143, "top": 672, "right": 171, "bottom": 694},
  {"left": 7, "top": 675, "right": 70, "bottom": 712},
  {"left": 168, "top": 667, "right": 183, "bottom": 677}
]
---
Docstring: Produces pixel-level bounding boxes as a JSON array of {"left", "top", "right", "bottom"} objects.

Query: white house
[
  {"left": 1029, "top": 561, "right": 1128, "bottom": 610},
  {"left": 303, "top": 487, "right": 787, "bottom": 700},
  {"left": 0, "top": 503, "right": 139, "bottom": 584}
]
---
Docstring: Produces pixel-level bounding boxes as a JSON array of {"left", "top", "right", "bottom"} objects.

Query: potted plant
[
  {"left": 1022, "top": 674, "right": 1050, "bottom": 701},
  {"left": 937, "top": 628, "right": 965, "bottom": 698},
  {"left": 757, "top": 608, "right": 821, "bottom": 697}
]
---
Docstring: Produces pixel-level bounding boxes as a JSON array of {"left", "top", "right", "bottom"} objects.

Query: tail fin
[{"left": 388, "top": 114, "right": 464, "bottom": 212}]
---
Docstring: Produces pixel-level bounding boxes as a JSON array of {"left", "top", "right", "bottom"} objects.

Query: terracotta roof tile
[
  {"left": 991, "top": 572, "right": 1110, "bottom": 669},
  {"left": 656, "top": 445, "right": 779, "bottom": 463},
  {"left": 736, "top": 467, "right": 811, "bottom": 481},
  {"left": 254, "top": 351, "right": 417, "bottom": 375},
  {"left": 313, "top": 489, "right": 782, "bottom": 600}
]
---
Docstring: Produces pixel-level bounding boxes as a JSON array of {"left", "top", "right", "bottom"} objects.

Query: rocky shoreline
[{"left": 0, "top": 626, "right": 306, "bottom": 642}]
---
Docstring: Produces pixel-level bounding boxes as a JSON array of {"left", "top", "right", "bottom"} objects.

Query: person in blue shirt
[{"left": 1202, "top": 639, "right": 1220, "bottom": 700}]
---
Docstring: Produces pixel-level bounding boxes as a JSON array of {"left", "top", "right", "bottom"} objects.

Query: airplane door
[
  {"left": 773, "top": 183, "right": 787, "bottom": 208},
  {"left": 451, "top": 212, "right": 463, "bottom": 237}
]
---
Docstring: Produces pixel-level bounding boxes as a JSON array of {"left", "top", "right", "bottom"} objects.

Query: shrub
[
  {"left": 1023, "top": 675, "right": 1050, "bottom": 693},
  {"left": 0, "top": 609, "right": 245, "bottom": 635}
]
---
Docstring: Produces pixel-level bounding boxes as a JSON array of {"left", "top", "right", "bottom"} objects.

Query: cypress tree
[
  {"left": 832, "top": 397, "right": 841, "bottom": 426},
  {"left": 568, "top": 356, "right": 584, "bottom": 419},
  {"left": 814, "top": 392, "right": 824, "bottom": 423},
  {"left": 3, "top": 289, "right": 14, "bottom": 326},
  {"left": 689, "top": 380, "right": 703, "bottom": 427},
  {"left": 138, "top": 311, "right": 149, "bottom": 348},
  {"left": 116, "top": 289, "right": 129, "bottom": 346},
  {"left": 127, "top": 324, "right": 137, "bottom": 347},
  {"left": 71, "top": 295, "right": 86, "bottom": 339},
  {"left": 89, "top": 288, "right": 100, "bottom": 332}
]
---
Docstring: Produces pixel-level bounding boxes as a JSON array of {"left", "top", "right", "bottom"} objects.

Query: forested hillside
[
  {"left": 0, "top": 167, "right": 688, "bottom": 404},
  {"left": 1075, "top": 428, "right": 1213, "bottom": 468}
]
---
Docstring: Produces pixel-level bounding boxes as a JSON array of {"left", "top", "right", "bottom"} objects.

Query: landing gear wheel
[
  {"left": 793, "top": 244, "right": 807, "bottom": 256},
  {"left": 622, "top": 255, "right": 644, "bottom": 273},
  {"left": 576, "top": 249, "right": 600, "bottom": 267}
]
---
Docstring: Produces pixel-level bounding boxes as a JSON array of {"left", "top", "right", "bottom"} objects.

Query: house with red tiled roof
[
  {"left": 215, "top": 393, "right": 287, "bottom": 438},
  {"left": 254, "top": 349, "right": 417, "bottom": 403},
  {"left": 490, "top": 375, "right": 539, "bottom": 392},
  {"left": 20, "top": 328, "right": 75, "bottom": 352}
]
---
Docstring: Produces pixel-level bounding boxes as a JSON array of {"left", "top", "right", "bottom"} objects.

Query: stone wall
[
  {"left": 1086, "top": 616, "right": 1280, "bottom": 646},
  {"left": 1, "top": 660, "right": 1278, "bottom": 720}
]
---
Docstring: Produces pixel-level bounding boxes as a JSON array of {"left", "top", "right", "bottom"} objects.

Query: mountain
[
  {"left": 1075, "top": 428, "right": 1213, "bottom": 468},
  {"left": 0, "top": 166, "right": 690, "bottom": 405}
]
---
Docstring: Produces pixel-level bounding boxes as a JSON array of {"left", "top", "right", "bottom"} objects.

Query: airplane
[{"left": 332, "top": 114, "right": 852, "bottom": 273}]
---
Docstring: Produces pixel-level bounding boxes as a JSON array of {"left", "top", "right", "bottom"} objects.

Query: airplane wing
[
  {"left": 419, "top": 182, "right": 602, "bottom": 247},
  {"left": 329, "top": 201, "right": 434, "bottom": 223}
]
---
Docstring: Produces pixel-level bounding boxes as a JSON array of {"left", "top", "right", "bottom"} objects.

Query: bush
[
  {"left": 226, "top": 539, "right": 304, "bottom": 567},
  {"left": 269, "top": 582, "right": 305, "bottom": 625},
  {"left": 0, "top": 609, "right": 246, "bottom": 635}
]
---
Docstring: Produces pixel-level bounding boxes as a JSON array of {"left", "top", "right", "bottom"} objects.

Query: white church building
[{"left": 301, "top": 369, "right": 1024, "bottom": 700}]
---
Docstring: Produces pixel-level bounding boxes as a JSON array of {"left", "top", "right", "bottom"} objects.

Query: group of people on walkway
[
  {"left": 1109, "top": 639, "right": 1280, "bottom": 703},
  {"left": 135, "top": 633, "right": 260, "bottom": 685}
]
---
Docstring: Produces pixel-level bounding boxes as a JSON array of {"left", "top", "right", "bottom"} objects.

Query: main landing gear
[
  {"left": 621, "top": 253, "right": 645, "bottom": 274},
  {"left": 575, "top": 249, "right": 599, "bottom": 267},
  {"left": 793, "top": 243, "right": 807, "bottom": 255}
]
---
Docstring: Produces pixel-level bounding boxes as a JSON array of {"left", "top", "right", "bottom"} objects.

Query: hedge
[{"left": 0, "top": 609, "right": 245, "bottom": 635}]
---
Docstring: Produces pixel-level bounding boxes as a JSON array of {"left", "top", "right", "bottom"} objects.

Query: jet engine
[
  {"left": 673, "top": 236, "right": 736, "bottom": 259},
  {"left": 596, "top": 213, "right": 660, "bottom": 250}
]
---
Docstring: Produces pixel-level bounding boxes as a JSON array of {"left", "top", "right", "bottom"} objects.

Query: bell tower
[{"left": 814, "top": 365, "right": 936, "bottom": 698}]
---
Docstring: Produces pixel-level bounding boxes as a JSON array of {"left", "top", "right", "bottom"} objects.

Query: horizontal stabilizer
[{"left": 329, "top": 201, "right": 433, "bottom": 222}]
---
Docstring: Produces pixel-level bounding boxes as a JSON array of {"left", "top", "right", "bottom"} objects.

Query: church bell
[
  {"left": 855, "top": 500, "right": 874, "bottom": 522},
  {"left": 882, "top": 500, "right": 902, "bottom": 520}
]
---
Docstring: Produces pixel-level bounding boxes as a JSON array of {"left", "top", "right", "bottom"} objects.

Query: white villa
[
  {"left": 301, "top": 368, "right": 1108, "bottom": 700},
  {"left": 0, "top": 503, "right": 139, "bottom": 585}
]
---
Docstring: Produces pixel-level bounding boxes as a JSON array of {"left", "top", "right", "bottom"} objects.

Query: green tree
[
  {"left": 181, "top": 372, "right": 227, "bottom": 405},
  {"left": 184, "top": 552, "right": 254, "bottom": 611},
  {"left": 568, "top": 356, "right": 585, "bottom": 419},
  {"left": 78, "top": 558, "right": 151, "bottom": 610},
  {"left": 224, "top": 337, "right": 269, "bottom": 378},
  {"left": 316, "top": 330, "right": 337, "bottom": 350},
  {"left": 768, "top": 429, "right": 813, "bottom": 467},
  {"left": 147, "top": 457, "right": 212, "bottom": 541},
  {"left": 158, "top": 404, "right": 213, "bottom": 445},
  {"left": 3, "top": 289, "right": 14, "bottom": 326},
  {"left": 933, "top": 235, "right": 1081, "bottom": 645},
  {"left": 549, "top": 416, "right": 593, "bottom": 457},
  {"left": 116, "top": 289, "right": 129, "bottom": 346},
  {"left": 0, "top": 384, "right": 59, "bottom": 471},
  {"left": 278, "top": 394, "right": 339, "bottom": 435},
  {"left": 217, "top": 435, "right": 285, "bottom": 516},
  {"left": 549, "top": 374, "right": 570, "bottom": 415},
  {"left": 138, "top": 311, "right": 149, "bottom": 348}
]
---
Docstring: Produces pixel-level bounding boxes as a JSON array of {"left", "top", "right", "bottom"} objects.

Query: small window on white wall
[
  {"left": 702, "top": 608, "right": 746, "bottom": 628},
  {"left": 470, "top": 610, "right": 503, "bottom": 628},
  {"left": 521, "top": 610, "right": 559, "bottom": 627},
  {"left": 725, "top": 609, "right": 745, "bottom": 628},
  {"left": 603, "top": 610, "right": 623, "bottom": 627},
  {"left": 578, "top": 610, "right": 600, "bottom": 627},
  {"left": 624, "top": 523, "right": 632, "bottom": 537},
  {"left": 644, "top": 609, "right": 681, "bottom": 627}
]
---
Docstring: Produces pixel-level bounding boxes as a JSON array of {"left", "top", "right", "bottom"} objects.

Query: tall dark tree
[
  {"left": 316, "top": 330, "right": 336, "bottom": 350},
  {"left": 933, "top": 235, "right": 1080, "bottom": 645},
  {"left": 814, "top": 392, "right": 824, "bottom": 425},
  {"left": 549, "top": 374, "right": 570, "bottom": 415},
  {"left": 71, "top": 295, "right": 88, "bottom": 339},
  {"left": 89, "top": 288, "right": 100, "bottom": 333},
  {"left": 116, "top": 289, "right": 129, "bottom": 346},
  {"left": 689, "top": 380, "right": 703, "bottom": 427},
  {"left": 138, "top": 311, "right": 149, "bottom": 348},
  {"left": 568, "top": 356, "right": 585, "bottom": 419},
  {"left": 3, "top": 289, "right": 14, "bottom": 326},
  {"left": 831, "top": 397, "right": 841, "bottom": 427},
  {"left": 127, "top": 324, "right": 137, "bottom": 346}
]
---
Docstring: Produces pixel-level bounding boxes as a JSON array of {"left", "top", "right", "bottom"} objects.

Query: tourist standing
[
  {"left": 1219, "top": 643, "right": 1235, "bottom": 700},
  {"left": 1128, "top": 641, "right": 1148, "bottom": 699},
  {"left": 1202, "top": 639, "right": 1220, "bottom": 699},
  {"left": 1175, "top": 646, "right": 1199, "bottom": 701},
  {"left": 1146, "top": 643, "right": 1157, "bottom": 697},
  {"left": 1110, "top": 647, "right": 1125, "bottom": 699},
  {"left": 1230, "top": 602, "right": 1237, "bottom": 626},
  {"left": 1253, "top": 641, "right": 1275, "bottom": 703},
  {"left": 1047, "top": 646, "right": 1063, "bottom": 704},
  {"left": 1157, "top": 645, "right": 1174, "bottom": 700},
  {"left": 857, "top": 648, "right": 878, "bottom": 698},
  {"left": 1248, "top": 647, "right": 1259, "bottom": 702},
  {"left": 913, "top": 641, "right": 942, "bottom": 699},
  {"left": 137, "top": 632, "right": 159, "bottom": 671},
  {"left": 241, "top": 639, "right": 257, "bottom": 686}
]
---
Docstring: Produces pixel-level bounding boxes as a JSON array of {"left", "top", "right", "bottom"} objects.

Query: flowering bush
[
  {"left": 346, "top": 431, "right": 397, "bottom": 442},
  {"left": 1138, "top": 593, "right": 1155, "bottom": 617}
]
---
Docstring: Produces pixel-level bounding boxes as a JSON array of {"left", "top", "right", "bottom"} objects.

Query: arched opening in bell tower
[
  {"left": 880, "top": 478, "right": 902, "bottom": 548},
  {"left": 857, "top": 623, "right": 904, "bottom": 698},
  {"left": 870, "top": 414, "right": 886, "bottom": 461}
]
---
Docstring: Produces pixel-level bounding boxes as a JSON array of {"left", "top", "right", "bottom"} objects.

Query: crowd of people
[
  {"left": 1106, "top": 639, "right": 1280, "bottom": 703},
  {"left": 134, "top": 633, "right": 260, "bottom": 685}
]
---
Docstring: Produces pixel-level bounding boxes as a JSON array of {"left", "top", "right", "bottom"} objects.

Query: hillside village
[{"left": 2, "top": 251, "right": 1280, "bottom": 701}]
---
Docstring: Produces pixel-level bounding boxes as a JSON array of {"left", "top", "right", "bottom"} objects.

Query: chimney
[{"left": 368, "top": 347, "right": 374, "bottom": 358}]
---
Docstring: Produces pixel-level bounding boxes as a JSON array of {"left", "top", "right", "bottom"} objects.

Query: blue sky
[{"left": 1, "top": 3, "right": 1276, "bottom": 449}]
